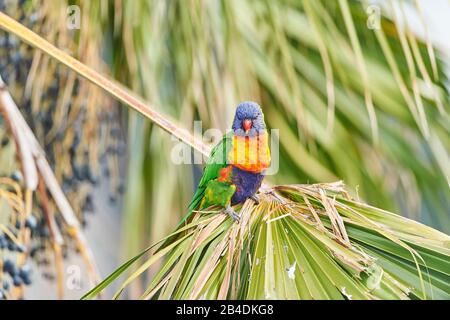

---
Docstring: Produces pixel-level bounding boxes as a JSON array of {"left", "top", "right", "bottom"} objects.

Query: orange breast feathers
[{"left": 227, "top": 131, "right": 271, "bottom": 173}]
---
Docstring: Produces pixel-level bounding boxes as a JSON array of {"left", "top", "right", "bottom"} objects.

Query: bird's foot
[
  {"left": 225, "top": 205, "right": 240, "bottom": 222},
  {"left": 250, "top": 194, "right": 260, "bottom": 204}
]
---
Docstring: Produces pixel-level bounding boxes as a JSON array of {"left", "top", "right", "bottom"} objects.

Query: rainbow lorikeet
[{"left": 182, "top": 101, "right": 271, "bottom": 224}]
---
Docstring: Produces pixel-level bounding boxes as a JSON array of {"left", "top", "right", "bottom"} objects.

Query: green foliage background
[{"left": 88, "top": 0, "right": 450, "bottom": 262}]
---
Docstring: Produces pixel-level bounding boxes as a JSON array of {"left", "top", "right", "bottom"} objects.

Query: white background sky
[{"left": 382, "top": 0, "right": 450, "bottom": 84}]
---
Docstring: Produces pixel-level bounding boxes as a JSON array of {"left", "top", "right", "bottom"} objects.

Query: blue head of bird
[{"left": 232, "top": 101, "right": 266, "bottom": 137}]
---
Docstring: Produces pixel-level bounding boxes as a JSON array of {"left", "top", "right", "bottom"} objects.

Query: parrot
[{"left": 181, "top": 101, "right": 271, "bottom": 225}]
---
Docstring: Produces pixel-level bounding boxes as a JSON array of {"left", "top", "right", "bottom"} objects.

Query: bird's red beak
[{"left": 243, "top": 119, "right": 253, "bottom": 133}]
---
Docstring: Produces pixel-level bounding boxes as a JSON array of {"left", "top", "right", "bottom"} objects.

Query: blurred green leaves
[{"left": 97, "top": 0, "right": 449, "bottom": 262}]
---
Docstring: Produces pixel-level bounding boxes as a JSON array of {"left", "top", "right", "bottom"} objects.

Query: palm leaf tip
[{"left": 86, "top": 182, "right": 450, "bottom": 300}]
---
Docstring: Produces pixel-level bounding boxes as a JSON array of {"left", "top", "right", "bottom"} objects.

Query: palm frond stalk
[
  {"left": 84, "top": 181, "right": 449, "bottom": 300},
  {"left": 0, "top": 11, "right": 210, "bottom": 158}
]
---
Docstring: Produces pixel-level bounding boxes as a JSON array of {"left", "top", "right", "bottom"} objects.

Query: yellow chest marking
[{"left": 227, "top": 131, "right": 271, "bottom": 173}]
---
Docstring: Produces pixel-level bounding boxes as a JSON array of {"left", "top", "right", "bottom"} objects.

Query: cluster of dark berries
[
  {"left": 0, "top": 1, "right": 125, "bottom": 219},
  {"left": 0, "top": 0, "right": 126, "bottom": 298},
  {"left": 0, "top": 0, "right": 36, "bottom": 88},
  {"left": 0, "top": 2, "right": 99, "bottom": 217},
  {"left": 0, "top": 217, "right": 37, "bottom": 300},
  {"left": 0, "top": 259, "right": 33, "bottom": 299},
  {"left": 0, "top": 168, "right": 42, "bottom": 299}
]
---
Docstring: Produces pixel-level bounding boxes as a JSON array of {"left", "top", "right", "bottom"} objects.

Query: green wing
[
  {"left": 177, "top": 132, "right": 233, "bottom": 226},
  {"left": 155, "top": 133, "right": 232, "bottom": 251}
]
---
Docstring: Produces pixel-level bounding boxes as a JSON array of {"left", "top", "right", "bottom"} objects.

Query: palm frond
[{"left": 83, "top": 181, "right": 450, "bottom": 300}]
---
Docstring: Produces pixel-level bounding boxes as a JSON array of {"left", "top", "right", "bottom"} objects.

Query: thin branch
[
  {"left": 0, "top": 13, "right": 274, "bottom": 192},
  {"left": 0, "top": 11, "right": 211, "bottom": 157}
]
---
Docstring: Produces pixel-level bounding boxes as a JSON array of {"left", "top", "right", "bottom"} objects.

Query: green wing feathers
[
  {"left": 177, "top": 132, "right": 233, "bottom": 226},
  {"left": 200, "top": 180, "right": 236, "bottom": 209}
]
